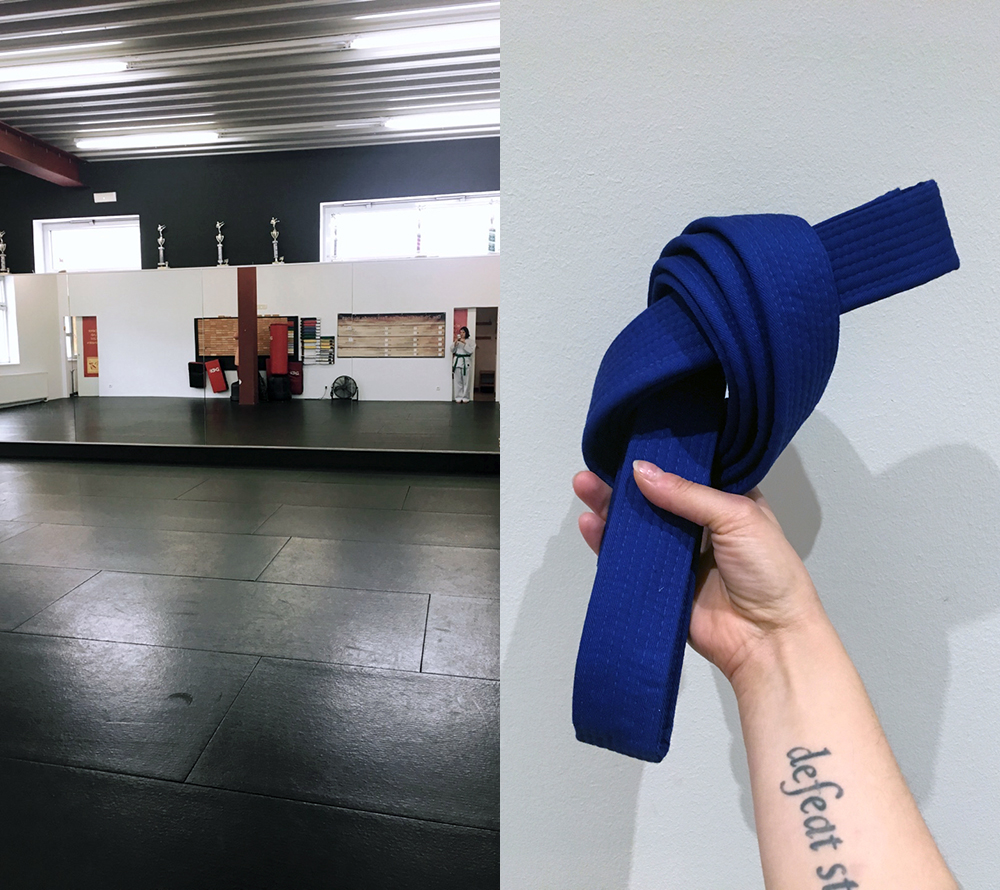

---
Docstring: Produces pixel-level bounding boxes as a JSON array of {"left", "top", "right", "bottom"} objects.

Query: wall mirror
[{"left": 0, "top": 257, "right": 500, "bottom": 470}]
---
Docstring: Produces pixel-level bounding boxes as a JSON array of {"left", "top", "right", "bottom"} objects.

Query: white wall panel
[
  {"left": 65, "top": 268, "right": 204, "bottom": 398},
  {"left": 0, "top": 274, "right": 69, "bottom": 402}
]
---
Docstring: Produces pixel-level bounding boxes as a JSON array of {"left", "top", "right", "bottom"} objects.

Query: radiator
[{"left": 0, "top": 371, "right": 48, "bottom": 407}]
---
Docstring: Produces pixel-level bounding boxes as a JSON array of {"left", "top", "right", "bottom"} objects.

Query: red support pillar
[{"left": 237, "top": 267, "right": 258, "bottom": 405}]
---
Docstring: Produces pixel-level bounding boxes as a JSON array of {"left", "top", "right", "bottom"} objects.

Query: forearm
[{"left": 732, "top": 604, "right": 957, "bottom": 890}]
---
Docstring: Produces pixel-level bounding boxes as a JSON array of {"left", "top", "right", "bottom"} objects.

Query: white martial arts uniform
[{"left": 451, "top": 338, "right": 475, "bottom": 401}]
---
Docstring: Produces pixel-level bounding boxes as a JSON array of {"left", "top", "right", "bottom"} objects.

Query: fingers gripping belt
[{"left": 576, "top": 181, "right": 960, "bottom": 762}]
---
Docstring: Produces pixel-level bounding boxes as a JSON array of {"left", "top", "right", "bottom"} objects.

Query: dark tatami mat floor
[
  {"left": 0, "top": 398, "right": 501, "bottom": 453},
  {"left": 0, "top": 459, "right": 499, "bottom": 889}
]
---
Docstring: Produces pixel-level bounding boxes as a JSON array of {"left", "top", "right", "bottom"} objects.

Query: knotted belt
[{"left": 576, "top": 181, "right": 959, "bottom": 762}]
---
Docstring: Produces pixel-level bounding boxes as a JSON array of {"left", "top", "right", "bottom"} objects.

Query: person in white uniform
[{"left": 451, "top": 326, "right": 475, "bottom": 402}]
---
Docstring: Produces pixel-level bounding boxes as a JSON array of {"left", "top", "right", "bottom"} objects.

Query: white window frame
[
  {"left": 32, "top": 215, "right": 142, "bottom": 273},
  {"left": 319, "top": 191, "right": 499, "bottom": 262},
  {"left": 0, "top": 276, "right": 19, "bottom": 365}
]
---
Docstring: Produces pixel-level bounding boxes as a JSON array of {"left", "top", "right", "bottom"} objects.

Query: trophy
[
  {"left": 270, "top": 217, "right": 283, "bottom": 264},
  {"left": 215, "top": 221, "right": 227, "bottom": 265},
  {"left": 0, "top": 230, "right": 7, "bottom": 274},
  {"left": 156, "top": 224, "right": 168, "bottom": 269}
]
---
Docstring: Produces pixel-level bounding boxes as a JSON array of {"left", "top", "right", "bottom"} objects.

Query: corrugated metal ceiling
[{"left": 0, "top": 0, "right": 500, "bottom": 160}]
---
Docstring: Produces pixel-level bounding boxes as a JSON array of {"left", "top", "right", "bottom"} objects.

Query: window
[
  {"left": 0, "top": 276, "right": 19, "bottom": 364},
  {"left": 33, "top": 215, "right": 142, "bottom": 273},
  {"left": 320, "top": 192, "right": 498, "bottom": 262}
]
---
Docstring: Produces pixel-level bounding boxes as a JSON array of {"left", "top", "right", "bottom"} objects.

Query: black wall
[{"left": 0, "top": 137, "right": 499, "bottom": 272}]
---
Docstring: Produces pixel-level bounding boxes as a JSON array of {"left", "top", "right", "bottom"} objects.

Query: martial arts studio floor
[
  {"left": 0, "top": 397, "right": 500, "bottom": 473},
  {"left": 0, "top": 400, "right": 499, "bottom": 887}
]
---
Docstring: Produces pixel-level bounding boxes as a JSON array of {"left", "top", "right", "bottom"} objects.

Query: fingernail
[{"left": 633, "top": 460, "right": 662, "bottom": 480}]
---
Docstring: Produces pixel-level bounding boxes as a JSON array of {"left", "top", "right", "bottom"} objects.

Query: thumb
[{"left": 632, "top": 460, "right": 758, "bottom": 534}]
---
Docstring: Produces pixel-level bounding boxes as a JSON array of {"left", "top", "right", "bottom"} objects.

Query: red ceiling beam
[{"left": 0, "top": 120, "right": 83, "bottom": 187}]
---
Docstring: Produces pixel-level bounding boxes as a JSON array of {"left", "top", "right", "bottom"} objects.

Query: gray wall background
[{"left": 501, "top": 2, "right": 1000, "bottom": 887}]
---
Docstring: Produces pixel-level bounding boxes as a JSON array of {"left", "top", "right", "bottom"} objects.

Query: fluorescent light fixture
[
  {"left": 76, "top": 130, "right": 220, "bottom": 150},
  {"left": 0, "top": 40, "right": 123, "bottom": 59},
  {"left": 350, "top": 20, "right": 499, "bottom": 52},
  {"left": 384, "top": 108, "right": 499, "bottom": 130},
  {"left": 0, "top": 59, "right": 127, "bottom": 83},
  {"left": 355, "top": 2, "right": 498, "bottom": 20}
]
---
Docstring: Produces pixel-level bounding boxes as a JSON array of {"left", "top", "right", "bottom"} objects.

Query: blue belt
[{"left": 576, "top": 181, "right": 960, "bottom": 762}]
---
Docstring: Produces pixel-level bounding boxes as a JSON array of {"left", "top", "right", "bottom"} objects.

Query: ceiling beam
[{"left": 0, "top": 121, "right": 83, "bottom": 187}]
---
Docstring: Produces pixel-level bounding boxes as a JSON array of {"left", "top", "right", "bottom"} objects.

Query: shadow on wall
[
  {"left": 502, "top": 507, "right": 643, "bottom": 889},
  {"left": 716, "top": 412, "right": 1000, "bottom": 832}
]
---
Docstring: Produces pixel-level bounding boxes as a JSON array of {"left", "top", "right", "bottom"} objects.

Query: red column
[{"left": 237, "top": 267, "right": 258, "bottom": 405}]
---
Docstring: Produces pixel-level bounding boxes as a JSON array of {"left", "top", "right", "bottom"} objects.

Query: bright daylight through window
[
  {"left": 0, "top": 276, "right": 18, "bottom": 365},
  {"left": 33, "top": 215, "right": 142, "bottom": 273},
  {"left": 320, "top": 192, "right": 499, "bottom": 262}
]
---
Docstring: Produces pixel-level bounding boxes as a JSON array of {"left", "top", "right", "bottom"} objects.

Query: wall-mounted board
[
  {"left": 195, "top": 315, "right": 298, "bottom": 369},
  {"left": 338, "top": 312, "right": 446, "bottom": 358}
]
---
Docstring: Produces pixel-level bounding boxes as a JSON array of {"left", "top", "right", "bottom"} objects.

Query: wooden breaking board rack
[
  {"left": 194, "top": 315, "right": 299, "bottom": 370},
  {"left": 337, "top": 312, "right": 446, "bottom": 358}
]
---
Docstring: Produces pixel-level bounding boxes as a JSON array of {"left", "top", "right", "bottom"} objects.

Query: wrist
[{"left": 728, "top": 601, "right": 844, "bottom": 710}]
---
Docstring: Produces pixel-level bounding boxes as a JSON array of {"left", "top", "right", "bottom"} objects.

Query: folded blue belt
[{"left": 576, "top": 181, "right": 960, "bottom": 762}]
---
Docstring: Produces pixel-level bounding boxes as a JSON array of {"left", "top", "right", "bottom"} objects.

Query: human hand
[{"left": 573, "top": 461, "right": 827, "bottom": 684}]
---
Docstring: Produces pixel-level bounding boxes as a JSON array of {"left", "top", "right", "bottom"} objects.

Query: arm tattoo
[{"left": 781, "top": 747, "right": 859, "bottom": 889}]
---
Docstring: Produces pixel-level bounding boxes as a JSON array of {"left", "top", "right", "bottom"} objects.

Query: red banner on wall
[
  {"left": 82, "top": 316, "right": 99, "bottom": 377},
  {"left": 453, "top": 308, "right": 468, "bottom": 340}
]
